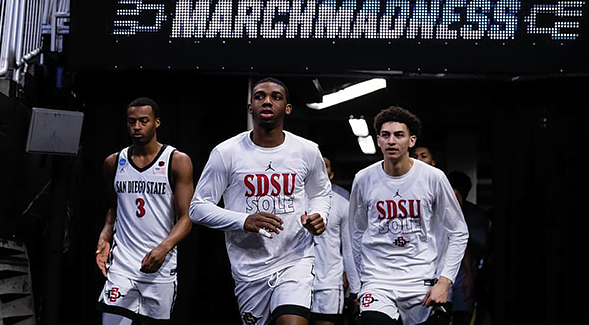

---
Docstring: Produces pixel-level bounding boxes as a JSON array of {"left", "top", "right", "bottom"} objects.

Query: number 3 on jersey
[{"left": 135, "top": 198, "right": 146, "bottom": 218}]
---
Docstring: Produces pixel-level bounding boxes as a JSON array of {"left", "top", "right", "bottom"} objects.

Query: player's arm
[
  {"left": 190, "top": 148, "right": 283, "bottom": 235},
  {"left": 341, "top": 200, "right": 361, "bottom": 295},
  {"left": 301, "top": 147, "right": 331, "bottom": 235},
  {"left": 96, "top": 153, "right": 118, "bottom": 277},
  {"left": 348, "top": 175, "right": 368, "bottom": 284},
  {"left": 424, "top": 176, "right": 469, "bottom": 306},
  {"left": 141, "top": 151, "right": 194, "bottom": 273}
]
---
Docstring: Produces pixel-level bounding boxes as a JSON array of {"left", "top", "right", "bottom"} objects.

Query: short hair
[
  {"left": 253, "top": 77, "right": 290, "bottom": 103},
  {"left": 447, "top": 171, "right": 472, "bottom": 199},
  {"left": 413, "top": 144, "right": 435, "bottom": 157},
  {"left": 373, "top": 106, "right": 421, "bottom": 137},
  {"left": 127, "top": 97, "right": 160, "bottom": 118}
]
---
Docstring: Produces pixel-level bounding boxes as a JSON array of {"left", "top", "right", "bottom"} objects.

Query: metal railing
[
  {"left": 0, "top": 0, "right": 17, "bottom": 77},
  {"left": 16, "top": 0, "right": 44, "bottom": 67},
  {"left": 0, "top": 0, "right": 69, "bottom": 80}
]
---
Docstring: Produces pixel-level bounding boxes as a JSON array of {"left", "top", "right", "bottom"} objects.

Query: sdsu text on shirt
[
  {"left": 349, "top": 159, "right": 468, "bottom": 288},
  {"left": 190, "top": 131, "right": 331, "bottom": 281}
]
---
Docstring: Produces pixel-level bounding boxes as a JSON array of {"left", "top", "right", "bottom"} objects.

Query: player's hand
[
  {"left": 244, "top": 212, "right": 284, "bottom": 236},
  {"left": 140, "top": 245, "right": 168, "bottom": 273},
  {"left": 301, "top": 212, "right": 325, "bottom": 235},
  {"left": 95, "top": 239, "right": 110, "bottom": 277},
  {"left": 423, "top": 276, "right": 452, "bottom": 306}
]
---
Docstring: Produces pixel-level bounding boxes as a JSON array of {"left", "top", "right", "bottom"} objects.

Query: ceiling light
[
  {"left": 348, "top": 116, "right": 370, "bottom": 137},
  {"left": 306, "top": 78, "right": 387, "bottom": 110},
  {"left": 357, "top": 136, "right": 376, "bottom": 155}
]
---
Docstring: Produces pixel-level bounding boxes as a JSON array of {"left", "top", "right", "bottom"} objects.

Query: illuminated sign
[{"left": 70, "top": 0, "right": 589, "bottom": 74}]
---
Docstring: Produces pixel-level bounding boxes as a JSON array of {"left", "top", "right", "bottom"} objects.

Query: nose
[
  {"left": 133, "top": 121, "right": 142, "bottom": 129},
  {"left": 262, "top": 95, "right": 273, "bottom": 106}
]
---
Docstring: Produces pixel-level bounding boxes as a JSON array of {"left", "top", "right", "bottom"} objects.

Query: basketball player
[
  {"left": 311, "top": 157, "right": 360, "bottom": 325},
  {"left": 190, "top": 78, "right": 331, "bottom": 325},
  {"left": 412, "top": 146, "right": 436, "bottom": 167},
  {"left": 349, "top": 106, "right": 469, "bottom": 325},
  {"left": 95, "top": 97, "right": 194, "bottom": 324}
]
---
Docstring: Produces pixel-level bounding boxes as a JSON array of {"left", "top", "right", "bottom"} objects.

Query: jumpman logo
[
  {"left": 265, "top": 161, "right": 275, "bottom": 172},
  {"left": 394, "top": 189, "right": 402, "bottom": 198}
]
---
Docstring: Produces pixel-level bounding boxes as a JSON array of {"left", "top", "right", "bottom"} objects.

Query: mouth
[
  {"left": 132, "top": 133, "right": 143, "bottom": 138},
  {"left": 259, "top": 108, "right": 274, "bottom": 119}
]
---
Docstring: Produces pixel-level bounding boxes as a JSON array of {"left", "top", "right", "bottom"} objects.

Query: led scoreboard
[{"left": 70, "top": 0, "right": 588, "bottom": 74}]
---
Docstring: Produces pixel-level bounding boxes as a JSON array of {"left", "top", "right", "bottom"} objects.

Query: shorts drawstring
[
  {"left": 267, "top": 268, "right": 298, "bottom": 288},
  {"left": 268, "top": 270, "right": 281, "bottom": 288}
]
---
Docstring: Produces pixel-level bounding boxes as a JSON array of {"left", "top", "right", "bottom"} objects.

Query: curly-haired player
[{"left": 349, "top": 106, "right": 469, "bottom": 325}]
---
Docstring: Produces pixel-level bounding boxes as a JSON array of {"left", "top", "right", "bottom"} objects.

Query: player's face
[
  {"left": 377, "top": 121, "right": 416, "bottom": 161},
  {"left": 127, "top": 105, "right": 160, "bottom": 144},
  {"left": 323, "top": 157, "right": 334, "bottom": 180},
  {"left": 248, "top": 82, "right": 292, "bottom": 129},
  {"left": 412, "top": 147, "right": 435, "bottom": 166}
]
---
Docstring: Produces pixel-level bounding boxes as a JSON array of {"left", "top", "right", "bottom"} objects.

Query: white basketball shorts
[
  {"left": 98, "top": 271, "right": 177, "bottom": 320},
  {"left": 234, "top": 257, "right": 314, "bottom": 325}
]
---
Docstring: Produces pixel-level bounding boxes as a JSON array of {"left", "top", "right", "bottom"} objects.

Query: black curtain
[{"left": 492, "top": 77, "right": 589, "bottom": 324}]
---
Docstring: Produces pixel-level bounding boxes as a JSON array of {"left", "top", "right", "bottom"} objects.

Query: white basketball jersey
[{"left": 109, "top": 144, "right": 177, "bottom": 283}]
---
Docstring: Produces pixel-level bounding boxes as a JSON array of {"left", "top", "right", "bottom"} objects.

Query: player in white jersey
[
  {"left": 349, "top": 106, "right": 469, "bottom": 325},
  {"left": 311, "top": 157, "right": 361, "bottom": 325},
  {"left": 95, "top": 97, "right": 194, "bottom": 324},
  {"left": 190, "top": 78, "right": 331, "bottom": 325}
]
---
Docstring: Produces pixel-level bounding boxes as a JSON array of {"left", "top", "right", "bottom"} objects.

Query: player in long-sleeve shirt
[
  {"left": 311, "top": 157, "right": 361, "bottom": 325},
  {"left": 349, "top": 106, "right": 469, "bottom": 325},
  {"left": 190, "top": 78, "right": 331, "bottom": 325}
]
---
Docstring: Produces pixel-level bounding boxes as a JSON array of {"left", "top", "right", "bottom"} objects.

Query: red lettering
[
  {"left": 386, "top": 200, "right": 397, "bottom": 219},
  {"left": 398, "top": 200, "right": 408, "bottom": 218},
  {"left": 244, "top": 174, "right": 255, "bottom": 197},
  {"left": 270, "top": 174, "right": 281, "bottom": 196},
  {"left": 109, "top": 287, "right": 120, "bottom": 302},
  {"left": 256, "top": 174, "right": 269, "bottom": 196},
  {"left": 283, "top": 173, "right": 296, "bottom": 195},
  {"left": 409, "top": 199, "right": 421, "bottom": 218},
  {"left": 376, "top": 201, "right": 386, "bottom": 219}
]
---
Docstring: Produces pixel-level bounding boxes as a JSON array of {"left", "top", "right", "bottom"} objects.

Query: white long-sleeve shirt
[
  {"left": 313, "top": 184, "right": 361, "bottom": 293},
  {"left": 349, "top": 159, "right": 468, "bottom": 288},
  {"left": 190, "top": 131, "right": 331, "bottom": 281}
]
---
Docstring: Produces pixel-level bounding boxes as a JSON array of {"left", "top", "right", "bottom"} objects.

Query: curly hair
[{"left": 373, "top": 106, "right": 421, "bottom": 137}]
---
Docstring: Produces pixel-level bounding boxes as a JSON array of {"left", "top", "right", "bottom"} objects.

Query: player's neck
[
  {"left": 383, "top": 155, "right": 413, "bottom": 177},
  {"left": 132, "top": 138, "right": 162, "bottom": 157},
  {"left": 251, "top": 126, "right": 285, "bottom": 148}
]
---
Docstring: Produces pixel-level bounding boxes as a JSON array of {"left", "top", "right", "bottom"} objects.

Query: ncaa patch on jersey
[{"left": 119, "top": 158, "right": 126, "bottom": 166}]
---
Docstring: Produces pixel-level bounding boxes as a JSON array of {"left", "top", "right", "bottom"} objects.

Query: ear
[
  {"left": 376, "top": 135, "right": 382, "bottom": 148},
  {"left": 155, "top": 117, "right": 161, "bottom": 129},
  {"left": 409, "top": 135, "right": 417, "bottom": 148},
  {"left": 285, "top": 104, "right": 292, "bottom": 115},
  {"left": 328, "top": 171, "right": 334, "bottom": 180},
  {"left": 247, "top": 103, "right": 253, "bottom": 114}
]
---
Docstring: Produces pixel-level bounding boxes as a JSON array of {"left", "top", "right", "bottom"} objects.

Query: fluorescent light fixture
[
  {"left": 357, "top": 136, "right": 376, "bottom": 155},
  {"left": 348, "top": 116, "right": 370, "bottom": 137},
  {"left": 306, "top": 78, "right": 387, "bottom": 110}
]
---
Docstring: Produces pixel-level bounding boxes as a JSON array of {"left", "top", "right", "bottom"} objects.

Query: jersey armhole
[
  {"left": 114, "top": 151, "right": 122, "bottom": 172},
  {"left": 168, "top": 149, "right": 177, "bottom": 192}
]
